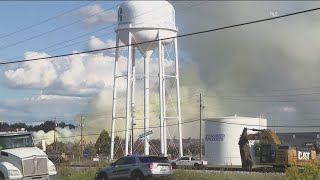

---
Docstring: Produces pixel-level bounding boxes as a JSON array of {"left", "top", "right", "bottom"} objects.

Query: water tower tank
[{"left": 116, "top": 1, "right": 177, "bottom": 58}]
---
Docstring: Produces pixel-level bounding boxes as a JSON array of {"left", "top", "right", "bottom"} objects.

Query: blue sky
[
  {"left": 0, "top": 1, "right": 120, "bottom": 59},
  {"left": 0, "top": 1, "right": 121, "bottom": 124}
]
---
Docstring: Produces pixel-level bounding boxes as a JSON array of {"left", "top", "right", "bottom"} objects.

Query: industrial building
[
  {"left": 277, "top": 132, "right": 320, "bottom": 147},
  {"left": 204, "top": 116, "right": 267, "bottom": 166}
]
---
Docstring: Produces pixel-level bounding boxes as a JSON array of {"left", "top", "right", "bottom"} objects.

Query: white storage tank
[{"left": 204, "top": 115, "right": 267, "bottom": 166}]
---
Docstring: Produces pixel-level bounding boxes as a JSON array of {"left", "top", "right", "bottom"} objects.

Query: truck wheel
[
  {"left": 0, "top": 172, "right": 5, "bottom": 180},
  {"left": 96, "top": 172, "right": 108, "bottom": 180},
  {"left": 130, "top": 171, "right": 143, "bottom": 180},
  {"left": 193, "top": 163, "right": 200, "bottom": 170}
]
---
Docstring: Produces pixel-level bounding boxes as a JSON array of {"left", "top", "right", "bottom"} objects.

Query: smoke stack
[{"left": 42, "top": 140, "right": 46, "bottom": 152}]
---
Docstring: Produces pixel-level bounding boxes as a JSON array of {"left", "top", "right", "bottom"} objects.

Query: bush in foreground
[{"left": 286, "top": 160, "right": 320, "bottom": 180}]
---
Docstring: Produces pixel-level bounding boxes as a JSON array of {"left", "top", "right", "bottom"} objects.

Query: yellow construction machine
[{"left": 238, "top": 128, "right": 316, "bottom": 170}]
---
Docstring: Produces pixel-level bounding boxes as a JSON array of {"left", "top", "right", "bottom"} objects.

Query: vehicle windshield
[{"left": 0, "top": 134, "right": 33, "bottom": 149}]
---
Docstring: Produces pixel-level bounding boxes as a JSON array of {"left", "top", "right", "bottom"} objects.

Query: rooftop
[{"left": 0, "top": 131, "right": 32, "bottom": 136}]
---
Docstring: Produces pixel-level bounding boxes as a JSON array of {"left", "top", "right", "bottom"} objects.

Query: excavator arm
[{"left": 238, "top": 128, "right": 282, "bottom": 170}]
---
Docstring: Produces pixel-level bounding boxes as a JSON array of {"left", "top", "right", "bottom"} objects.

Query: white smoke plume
[
  {"left": 176, "top": 1, "right": 320, "bottom": 132},
  {"left": 32, "top": 127, "right": 81, "bottom": 144}
]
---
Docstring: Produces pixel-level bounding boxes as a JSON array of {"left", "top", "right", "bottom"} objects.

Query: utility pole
[
  {"left": 131, "top": 120, "right": 136, "bottom": 154},
  {"left": 199, "top": 93, "right": 205, "bottom": 161},
  {"left": 54, "top": 117, "right": 57, "bottom": 152},
  {"left": 80, "top": 116, "right": 84, "bottom": 158},
  {"left": 131, "top": 120, "right": 134, "bottom": 154}
]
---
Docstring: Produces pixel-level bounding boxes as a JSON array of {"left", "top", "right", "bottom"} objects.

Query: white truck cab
[{"left": 0, "top": 131, "right": 57, "bottom": 180}]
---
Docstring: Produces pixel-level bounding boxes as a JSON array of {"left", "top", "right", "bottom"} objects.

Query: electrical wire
[
  {"left": 33, "top": 118, "right": 200, "bottom": 141},
  {"left": 9, "top": 92, "right": 199, "bottom": 125},
  {"left": 0, "top": 1, "right": 95, "bottom": 40},
  {"left": 204, "top": 92, "right": 320, "bottom": 98},
  {"left": 2, "top": 6, "right": 320, "bottom": 65},
  {"left": 6, "top": 1, "right": 207, "bottom": 62},
  {"left": 33, "top": 116, "right": 320, "bottom": 141},
  {"left": 0, "top": 1, "right": 121, "bottom": 51},
  {"left": 203, "top": 94, "right": 320, "bottom": 103}
]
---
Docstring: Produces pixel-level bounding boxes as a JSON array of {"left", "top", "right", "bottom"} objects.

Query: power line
[
  {"left": 207, "top": 119, "right": 320, "bottom": 128},
  {"left": 4, "top": 0, "right": 176, "bottom": 61},
  {"left": 0, "top": 2, "right": 121, "bottom": 51},
  {"left": 204, "top": 95, "right": 320, "bottom": 103},
  {"left": 210, "top": 86, "right": 320, "bottom": 96},
  {"left": 259, "top": 86, "right": 320, "bottom": 93},
  {"left": 40, "top": 1, "right": 208, "bottom": 55},
  {"left": 205, "top": 92, "right": 320, "bottom": 98},
  {"left": 8, "top": 92, "right": 199, "bottom": 125},
  {"left": 34, "top": 117, "right": 320, "bottom": 141},
  {"left": 1, "top": 6, "right": 320, "bottom": 65},
  {"left": 4, "top": 1, "right": 207, "bottom": 62},
  {"left": 34, "top": 118, "right": 201, "bottom": 141},
  {"left": 0, "top": 1, "right": 94, "bottom": 40}
]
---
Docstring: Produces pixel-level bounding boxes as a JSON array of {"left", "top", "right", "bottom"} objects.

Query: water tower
[{"left": 110, "top": 1, "right": 183, "bottom": 159}]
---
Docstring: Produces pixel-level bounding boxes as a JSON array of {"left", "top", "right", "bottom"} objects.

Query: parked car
[
  {"left": 95, "top": 155, "right": 173, "bottom": 180},
  {"left": 171, "top": 156, "right": 207, "bottom": 169}
]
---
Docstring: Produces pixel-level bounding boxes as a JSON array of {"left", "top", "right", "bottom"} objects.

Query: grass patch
[
  {"left": 57, "top": 166, "right": 98, "bottom": 180},
  {"left": 57, "top": 166, "right": 284, "bottom": 180},
  {"left": 173, "top": 169, "right": 284, "bottom": 180}
]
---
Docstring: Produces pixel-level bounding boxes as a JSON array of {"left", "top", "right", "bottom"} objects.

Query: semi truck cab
[{"left": 0, "top": 131, "right": 57, "bottom": 180}]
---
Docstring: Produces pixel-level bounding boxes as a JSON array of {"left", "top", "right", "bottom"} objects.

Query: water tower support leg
[
  {"left": 125, "top": 32, "right": 133, "bottom": 156},
  {"left": 111, "top": 34, "right": 120, "bottom": 160},
  {"left": 144, "top": 53, "right": 150, "bottom": 155},
  {"left": 130, "top": 48, "right": 136, "bottom": 155},
  {"left": 158, "top": 30, "right": 164, "bottom": 156},
  {"left": 174, "top": 37, "right": 183, "bottom": 157},
  {"left": 162, "top": 44, "right": 167, "bottom": 157}
]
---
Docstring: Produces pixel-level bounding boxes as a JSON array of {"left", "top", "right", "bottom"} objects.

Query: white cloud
[
  {"left": 1, "top": 36, "right": 175, "bottom": 98},
  {"left": 78, "top": 4, "right": 117, "bottom": 26},
  {"left": 4, "top": 52, "right": 57, "bottom": 89},
  {"left": 1, "top": 50, "right": 123, "bottom": 97},
  {"left": 85, "top": 36, "right": 115, "bottom": 51}
]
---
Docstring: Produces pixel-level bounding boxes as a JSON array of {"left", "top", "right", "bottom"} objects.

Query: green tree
[
  {"left": 95, "top": 130, "right": 111, "bottom": 155},
  {"left": 70, "top": 141, "right": 81, "bottom": 158},
  {"left": 83, "top": 142, "right": 97, "bottom": 158}
]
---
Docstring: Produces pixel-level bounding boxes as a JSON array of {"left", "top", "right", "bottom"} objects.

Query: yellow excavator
[{"left": 238, "top": 128, "right": 316, "bottom": 170}]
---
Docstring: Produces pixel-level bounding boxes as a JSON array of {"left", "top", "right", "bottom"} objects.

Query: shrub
[{"left": 286, "top": 160, "right": 320, "bottom": 180}]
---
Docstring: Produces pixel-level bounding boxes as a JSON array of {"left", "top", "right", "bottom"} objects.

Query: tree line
[{"left": 0, "top": 120, "right": 76, "bottom": 132}]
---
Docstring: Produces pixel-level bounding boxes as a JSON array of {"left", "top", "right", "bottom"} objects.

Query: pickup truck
[{"left": 171, "top": 156, "right": 207, "bottom": 169}]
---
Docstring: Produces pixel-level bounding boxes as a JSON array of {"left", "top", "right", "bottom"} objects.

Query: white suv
[{"left": 95, "top": 155, "right": 173, "bottom": 180}]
